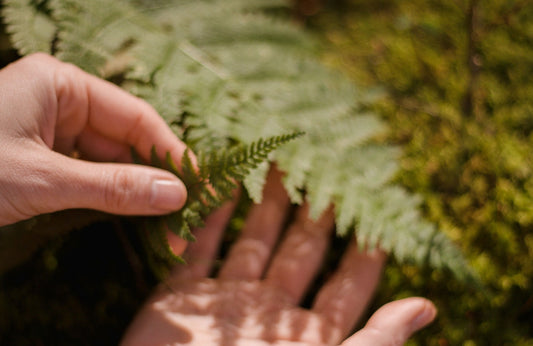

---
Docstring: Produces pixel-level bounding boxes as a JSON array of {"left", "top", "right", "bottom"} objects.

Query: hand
[
  {"left": 122, "top": 168, "right": 436, "bottom": 345},
  {"left": 0, "top": 53, "right": 188, "bottom": 227}
]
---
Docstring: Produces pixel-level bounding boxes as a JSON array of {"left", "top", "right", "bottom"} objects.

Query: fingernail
[
  {"left": 151, "top": 179, "right": 187, "bottom": 211},
  {"left": 410, "top": 301, "right": 437, "bottom": 332}
]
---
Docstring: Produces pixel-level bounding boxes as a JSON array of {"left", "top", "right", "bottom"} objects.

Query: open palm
[{"left": 122, "top": 169, "right": 436, "bottom": 345}]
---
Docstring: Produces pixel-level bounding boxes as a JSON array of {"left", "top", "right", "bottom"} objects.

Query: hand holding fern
[
  {"left": 122, "top": 168, "right": 436, "bottom": 345},
  {"left": 0, "top": 54, "right": 189, "bottom": 227}
]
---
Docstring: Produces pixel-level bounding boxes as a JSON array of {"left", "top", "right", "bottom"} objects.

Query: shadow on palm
[{"left": 122, "top": 168, "right": 435, "bottom": 346}]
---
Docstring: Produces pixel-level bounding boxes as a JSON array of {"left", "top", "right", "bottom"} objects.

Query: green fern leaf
[
  {"left": 2, "top": 0, "right": 477, "bottom": 283},
  {"left": 132, "top": 132, "right": 302, "bottom": 265},
  {"left": 2, "top": 0, "right": 56, "bottom": 54}
]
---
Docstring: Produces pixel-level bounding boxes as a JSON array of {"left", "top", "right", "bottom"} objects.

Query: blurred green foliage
[{"left": 307, "top": 0, "right": 533, "bottom": 344}]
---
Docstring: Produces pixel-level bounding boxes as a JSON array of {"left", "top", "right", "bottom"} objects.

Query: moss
[{"left": 309, "top": 0, "right": 533, "bottom": 343}]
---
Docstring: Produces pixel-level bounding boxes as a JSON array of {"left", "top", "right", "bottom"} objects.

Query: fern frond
[
  {"left": 2, "top": 0, "right": 56, "bottom": 54},
  {"left": 50, "top": 0, "right": 159, "bottom": 75},
  {"left": 132, "top": 133, "right": 302, "bottom": 265},
  {"left": 3, "top": 0, "right": 477, "bottom": 282},
  {"left": 147, "top": 218, "right": 185, "bottom": 263}
]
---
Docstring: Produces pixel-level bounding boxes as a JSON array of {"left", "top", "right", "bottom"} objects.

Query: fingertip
[
  {"left": 150, "top": 178, "right": 188, "bottom": 212},
  {"left": 366, "top": 297, "right": 437, "bottom": 330},
  {"left": 342, "top": 297, "right": 436, "bottom": 346},
  {"left": 52, "top": 154, "right": 190, "bottom": 217},
  {"left": 167, "top": 231, "right": 188, "bottom": 256},
  {"left": 409, "top": 298, "right": 437, "bottom": 333}
]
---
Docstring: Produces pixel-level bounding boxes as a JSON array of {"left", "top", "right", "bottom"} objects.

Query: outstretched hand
[
  {"left": 122, "top": 168, "right": 436, "bottom": 345},
  {"left": 0, "top": 53, "right": 188, "bottom": 227}
]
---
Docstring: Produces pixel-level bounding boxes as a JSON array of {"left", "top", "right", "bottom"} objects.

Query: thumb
[
  {"left": 33, "top": 151, "right": 187, "bottom": 217},
  {"left": 340, "top": 297, "right": 437, "bottom": 346}
]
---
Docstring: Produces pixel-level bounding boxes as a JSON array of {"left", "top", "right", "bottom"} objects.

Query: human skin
[
  {"left": 122, "top": 168, "right": 437, "bottom": 346},
  {"left": 0, "top": 53, "right": 436, "bottom": 345},
  {"left": 0, "top": 53, "right": 188, "bottom": 228}
]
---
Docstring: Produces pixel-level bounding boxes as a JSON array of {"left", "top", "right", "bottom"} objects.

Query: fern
[
  {"left": 2, "top": 0, "right": 55, "bottom": 55},
  {"left": 2, "top": 0, "right": 477, "bottom": 282},
  {"left": 132, "top": 133, "right": 303, "bottom": 266}
]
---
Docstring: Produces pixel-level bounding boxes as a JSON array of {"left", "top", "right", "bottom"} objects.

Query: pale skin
[
  {"left": 1, "top": 54, "right": 437, "bottom": 345},
  {"left": 0, "top": 53, "right": 188, "bottom": 226},
  {"left": 122, "top": 169, "right": 437, "bottom": 346}
]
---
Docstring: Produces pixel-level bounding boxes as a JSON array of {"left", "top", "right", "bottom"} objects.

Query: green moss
[{"left": 311, "top": 0, "right": 533, "bottom": 343}]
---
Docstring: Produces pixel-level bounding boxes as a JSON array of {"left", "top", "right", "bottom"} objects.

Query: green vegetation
[
  {"left": 307, "top": 0, "right": 533, "bottom": 344},
  {"left": 134, "top": 133, "right": 304, "bottom": 273},
  {"left": 1, "top": 0, "right": 471, "bottom": 276},
  {"left": 1, "top": 0, "right": 520, "bottom": 344}
]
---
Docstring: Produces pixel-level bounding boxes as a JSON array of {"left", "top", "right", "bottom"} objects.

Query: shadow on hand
[{"left": 143, "top": 278, "right": 338, "bottom": 346}]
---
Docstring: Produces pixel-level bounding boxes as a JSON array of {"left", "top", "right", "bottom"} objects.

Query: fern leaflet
[{"left": 132, "top": 133, "right": 303, "bottom": 266}]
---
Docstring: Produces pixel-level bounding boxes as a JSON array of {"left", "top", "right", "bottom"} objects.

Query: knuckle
[
  {"left": 23, "top": 52, "right": 56, "bottom": 65},
  {"left": 104, "top": 168, "right": 137, "bottom": 211},
  {"left": 20, "top": 53, "right": 62, "bottom": 77}
]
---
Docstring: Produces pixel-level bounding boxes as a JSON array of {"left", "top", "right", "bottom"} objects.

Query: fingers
[
  {"left": 264, "top": 204, "right": 335, "bottom": 304},
  {"left": 4, "top": 149, "right": 188, "bottom": 221},
  {"left": 312, "top": 239, "right": 386, "bottom": 341},
  {"left": 65, "top": 156, "right": 187, "bottom": 215},
  {"left": 170, "top": 196, "right": 239, "bottom": 282},
  {"left": 166, "top": 232, "right": 188, "bottom": 257},
  {"left": 51, "top": 54, "right": 188, "bottom": 164},
  {"left": 340, "top": 297, "right": 437, "bottom": 346},
  {"left": 7, "top": 53, "right": 188, "bottom": 165},
  {"left": 218, "top": 168, "right": 291, "bottom": 280},
  {"left": 0, "top": 53, "right": 193, "bottom": 225}
]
